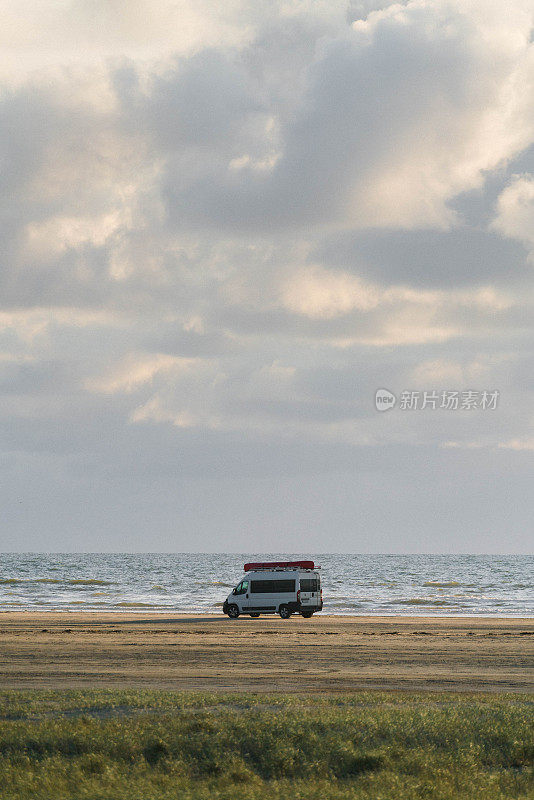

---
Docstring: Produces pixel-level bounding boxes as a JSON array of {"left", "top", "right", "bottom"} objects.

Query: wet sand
[{"left": 0, "top": 613, "right": 532, "bottom": 693}]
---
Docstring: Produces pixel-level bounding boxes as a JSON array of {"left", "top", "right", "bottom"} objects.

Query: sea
[{"left": 0, "top": 554, "right": 532, "bottom": 616}]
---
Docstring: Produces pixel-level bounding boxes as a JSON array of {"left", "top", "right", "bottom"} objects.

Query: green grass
[{"left": 0, "top": 690, "right": 532, "bottom": 799}]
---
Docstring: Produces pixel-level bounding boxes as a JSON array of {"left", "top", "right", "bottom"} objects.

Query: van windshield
[{"left": 300, "top": 577, "right": 319, "bottom": 592}]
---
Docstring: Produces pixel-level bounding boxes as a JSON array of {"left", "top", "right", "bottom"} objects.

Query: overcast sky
[{"left": 1, "top": 0, "right": 534, "bottom": 553}]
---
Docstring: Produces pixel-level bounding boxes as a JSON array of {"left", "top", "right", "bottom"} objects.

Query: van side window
[
  {"left": 235, "top": 580, "right": 248, "bottom": 595},
  {"left": 300, "top": 578, "right": 319, "bottom": 592},
  {"left": 251, "top": 580, "right": 295, "bottom": 593}
]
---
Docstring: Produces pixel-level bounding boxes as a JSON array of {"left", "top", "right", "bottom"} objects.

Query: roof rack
[{"left": 244, "top": 560, "right": 316, "bottom": 571}]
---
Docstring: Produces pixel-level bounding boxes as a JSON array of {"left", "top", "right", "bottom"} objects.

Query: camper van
[{"left": 222, "top": 560, "right": 322, "bottom": 619}]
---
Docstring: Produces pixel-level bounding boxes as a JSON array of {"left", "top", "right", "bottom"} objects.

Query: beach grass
[{"left": 0, "top": 690, "right": 532, "bottom": 799}]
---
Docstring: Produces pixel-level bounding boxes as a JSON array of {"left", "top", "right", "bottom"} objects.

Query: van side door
[{"left": 247, "top": 578, "right": 277, "bottom": 613}]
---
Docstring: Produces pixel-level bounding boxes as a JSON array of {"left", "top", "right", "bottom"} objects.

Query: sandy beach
[{"left": 0, "top": 612, "right": 532, "bottom": 693}]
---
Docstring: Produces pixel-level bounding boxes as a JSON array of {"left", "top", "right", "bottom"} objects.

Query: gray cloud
[
  {"left": 314, "top": 228, "right": 530, "bottom": 287},
  {"left": 159, "top": 1, "right": 534, "bottom": 233}
]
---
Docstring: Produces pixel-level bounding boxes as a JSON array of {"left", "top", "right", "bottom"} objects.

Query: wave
[
  {"left": 115, "top": 602, "right": 157, "bottom": 608},
  {"left": 0, "top": 578, "right": 62, "bottom": 584},
  {"left": 67, "top": 579, "right": 113, "bottom": 586},
  {"left": 0, "top": 577, "right": 112, "bottom": 586},
  {"left": 326, "top": 601, "right": 365, "bottom": 608},
  {"left": 395, "top": 598, "right": 458, "bottom": 606},
  {"left": 423, "top": 581, "right": 461, "bottom": 588}
]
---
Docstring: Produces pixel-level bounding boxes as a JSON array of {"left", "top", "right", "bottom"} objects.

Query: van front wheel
[
  {"left": 279, "top": 604, "right": 291, "bottom": 619},
  {"left": 227, "top": 604, "right": 240, "bottom": 619}
]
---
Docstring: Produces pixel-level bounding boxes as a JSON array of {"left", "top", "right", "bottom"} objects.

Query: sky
[{"left": 1, "top": 0, "right": 534, "bottom": 553}]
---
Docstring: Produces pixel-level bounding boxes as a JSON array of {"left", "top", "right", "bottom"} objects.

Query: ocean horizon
[{"left": 1, "top": 553, "right": 532, "bottom": 617}]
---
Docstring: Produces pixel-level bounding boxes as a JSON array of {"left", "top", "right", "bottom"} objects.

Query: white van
[{"left": 222, "top": 560, "right": 322, "bottom": 619}]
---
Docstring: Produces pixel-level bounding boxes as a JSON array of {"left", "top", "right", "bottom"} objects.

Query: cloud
[
  {"left": 491, "top": 174, "right": 534, "bottom": 258},
  {"left": 499, "top": 438, "right": 534, "bottom": 451},
  {"left": 498, "top": 438, "right": 534, "bottom": 450},
  {"left": 0, "top": 0, "right": 260, "bottom": 84},
  {"left": 314, "top": 227, "right": 530, "bottom": 287},
  {"left": 85, "top": 353, "right": 196, "bottom": 394},
  {"left": 281, "top": 267, "right": 380, "bottom": 318},
  {"left": 1, "top": 0, "right": 534, "bottom": 549},
  {"left": 159, "top": 0, "right": 534, "bottom": 233}
]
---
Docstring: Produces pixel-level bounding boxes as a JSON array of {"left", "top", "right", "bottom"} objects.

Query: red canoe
[{"left": 243, "top": 560, "right": 315, "bottom": 571}]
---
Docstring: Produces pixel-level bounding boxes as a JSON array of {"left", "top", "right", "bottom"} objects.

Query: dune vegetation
[{"left": 0, "top": 690, "right": 532, "bottom": 799}]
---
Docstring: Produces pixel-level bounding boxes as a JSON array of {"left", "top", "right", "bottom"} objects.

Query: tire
[
  {"left": 249, "top": 613, "right": 260, "bottom": 618},
  {"left": 279, "top": 604, "right": 291, "bottom": 619},
  {"left": 301, "top": 610, "right": 313, "bottom": 618},
  {"left": 227, "top": 604, "right": 240, "bottom": 619}
]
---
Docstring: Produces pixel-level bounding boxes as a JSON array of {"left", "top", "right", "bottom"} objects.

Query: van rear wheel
[
  {"left": 301, "top": 610, "right": 313, "bottom": 618},
  {"left": 227, "top": 604, "right": 239, "bottom": 619},
  {"left": 249, "top": 612, "right": 260, "bottom": 618},
  {"left": 279, "top": 604, "right": 291, "bottom": 619}
]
